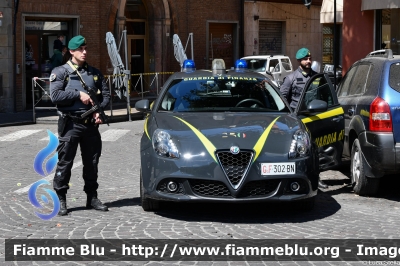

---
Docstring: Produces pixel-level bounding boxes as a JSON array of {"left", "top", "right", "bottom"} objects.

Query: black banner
[{"left": 5, "top": 239, "right": 400, "bottom": 261}]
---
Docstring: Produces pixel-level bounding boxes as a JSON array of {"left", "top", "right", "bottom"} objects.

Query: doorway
[
  {"left": 25, "top": 31, "right": 68, "bottom": 109},
  {"left": 128, "top": 37, "right": 146, "bottom": 96}
]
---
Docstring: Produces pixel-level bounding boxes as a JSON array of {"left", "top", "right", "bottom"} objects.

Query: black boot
[
  {"left": 86, "top": 193, "right": 108, "bottom": 211},
  {"left": 318, "top": 180, "right": 328, "bottom": 189},
  {"left": 57, "top": 193, "right": 68, "bottom": 216}
]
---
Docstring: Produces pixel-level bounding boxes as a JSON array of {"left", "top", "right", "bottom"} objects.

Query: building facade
[
  {"left": 342, "top": 0, "right": 400, "bottom": 73},
  {"left": 0, "top": 1, "right": 13, "bottom": 113},
  {"left": 2, "top": 0, "right": 329, "bottom": 114},
  {"left": 243, "top": 0, "right": 323, "bottom": 66},
  {"left": 2, "top": 0, "right": 243, "bottom": 113}
]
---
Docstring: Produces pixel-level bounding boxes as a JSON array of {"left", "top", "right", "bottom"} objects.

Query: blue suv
[{"left": 337, "top": 49, "right": 400, "bottom": 195}]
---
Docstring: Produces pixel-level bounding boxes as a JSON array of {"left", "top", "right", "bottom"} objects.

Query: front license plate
[{"left": 261, "top": 162, "right": 295, "bottom": 175}]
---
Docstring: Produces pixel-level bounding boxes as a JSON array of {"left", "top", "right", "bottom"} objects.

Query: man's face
[
  {"left": 299, "top": 56, "right": 312, "bottom": 70},
  {"left": 70, "top": 46, "right": 87, "bottom": 64}
]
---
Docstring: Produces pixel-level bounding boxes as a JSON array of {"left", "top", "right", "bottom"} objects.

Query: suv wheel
[
  {"left": 140, "top": 170, "right": 160, "bottom": 211},
  {"left": 351, "top": 139, "right": 380, "bottom": 196}
]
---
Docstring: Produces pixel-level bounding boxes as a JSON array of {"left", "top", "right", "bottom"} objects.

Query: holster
[{"left": 57, "top": 111, "right": 68, "bottom": 136}]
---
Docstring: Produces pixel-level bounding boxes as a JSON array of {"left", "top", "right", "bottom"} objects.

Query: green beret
[
  {"left": 296, "top": 48, "right": 311, "bottom": 60},
  {"left": 68, "top": 35, "right": 86, "bottom": 50}
]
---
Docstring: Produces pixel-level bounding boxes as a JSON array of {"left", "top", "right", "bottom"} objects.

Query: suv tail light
[{"left": 369, "top": 97, "right": 392, "bottom": 132}]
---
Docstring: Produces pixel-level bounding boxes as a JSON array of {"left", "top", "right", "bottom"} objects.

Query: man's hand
[
  {"left": 92, "top": 112, "right": 103, "bottom": 124},
  {"left": 80, "top": 91, "right": 93, "bottom": 105}
]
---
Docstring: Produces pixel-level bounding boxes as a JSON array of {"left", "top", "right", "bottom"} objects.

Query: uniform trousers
[{"left": 53, "top": 119, "right": 102, "bottom": 195}]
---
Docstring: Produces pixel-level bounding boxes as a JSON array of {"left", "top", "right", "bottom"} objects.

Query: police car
[{"left": 135, "top": 59, "right": 344, "bottom": 212}]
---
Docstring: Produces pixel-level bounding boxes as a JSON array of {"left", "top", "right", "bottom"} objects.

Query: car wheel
[
  {"left": 140, "top": 170, "right": 159, "bottom": 211},
  {"left": 351, "top": 139, "right": 380, "bottom": 196}
]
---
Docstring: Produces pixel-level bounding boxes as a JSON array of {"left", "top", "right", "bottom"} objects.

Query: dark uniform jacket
[
  {"left": 50, "top": 60, "right": 110, "bottom": 114},
  {"left": 280, "top": 67, "right": 316, "bottom": 110}
]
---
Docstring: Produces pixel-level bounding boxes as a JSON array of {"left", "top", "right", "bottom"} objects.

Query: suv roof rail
[{"left": 366, "top": 49, "right": 393, "bottom": 59}]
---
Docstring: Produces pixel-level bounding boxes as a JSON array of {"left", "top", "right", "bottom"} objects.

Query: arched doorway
[{"left": 115, "top": 0, "right": 170, "bottom": 97}]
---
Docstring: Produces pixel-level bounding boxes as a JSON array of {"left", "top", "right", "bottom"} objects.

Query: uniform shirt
[
  {"left": 50, "top": 60, "right": 110, "bottom": 111},
  {"left": 280, "top": 67, "right": 316, "bottom": 110}
]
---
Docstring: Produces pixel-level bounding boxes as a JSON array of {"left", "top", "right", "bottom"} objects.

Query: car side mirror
[
  {"left": 135, "top": 99, "right": 151, "bottom": 112},
  {"left": 307, "top": 99, "right": 327, "bottom": 113}
]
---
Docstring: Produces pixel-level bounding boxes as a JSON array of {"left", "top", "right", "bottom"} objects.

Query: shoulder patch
[
  {"left": 93, "top": 75, "right": 98, "bottom": 81},
  {"left": 50, "top": 73, "right": 57, "bottom": 82}
]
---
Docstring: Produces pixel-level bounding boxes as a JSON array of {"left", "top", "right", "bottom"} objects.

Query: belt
[
  {"left": 59, "top": 112, "right": 93, "bottom": 124},
  {"left": 69, "top": 116, "right": 93, "bottom": 124}
]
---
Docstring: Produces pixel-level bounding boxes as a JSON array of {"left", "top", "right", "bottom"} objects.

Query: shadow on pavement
[
  {"left": 106, "top": 197, "right": 141, "bottom": 208},
  {"left": 326, "top": 160, "right": 400, "bottom": 202},
  {"left": 154, "top": 191, "right": 342, "bottom": 224}
]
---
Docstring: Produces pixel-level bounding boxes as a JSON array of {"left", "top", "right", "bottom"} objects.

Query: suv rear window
[
  {"left": 337, "top": 64, "right": 371, "bottom": 97},
  {"left": 389, "top": 63, "right": 400, "bottom": 93}
]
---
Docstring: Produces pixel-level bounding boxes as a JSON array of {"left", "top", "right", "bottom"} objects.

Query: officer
[
  {"left": 280, "top": 47, "right": 328, "bottom": 189},
  {"left": 50, "top": 35, "right": 110, "bottom": 216}
]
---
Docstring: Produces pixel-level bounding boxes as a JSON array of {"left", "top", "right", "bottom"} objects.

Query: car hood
[{"left": 152, "top": 112, "right": 301, "bottom": 158}]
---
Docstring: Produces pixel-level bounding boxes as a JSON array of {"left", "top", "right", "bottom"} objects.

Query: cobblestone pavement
[{"left": 0, "top": 121, "right": 399, "bottom": 266}]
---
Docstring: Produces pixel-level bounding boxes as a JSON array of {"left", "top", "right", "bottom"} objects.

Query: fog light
[
  {"left": 167, "top": 181, "right": 178, "bottom": 192},
  {"left": 290, "top": 182, "right": 300, "bottom": 192}
]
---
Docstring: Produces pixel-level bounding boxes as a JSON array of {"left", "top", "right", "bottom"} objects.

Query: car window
[
  {"left": 158, "top": 77, "right": 290, "bottom": 112},
  {"left": 389, "top": 62, "right": 400, "bottom": 93},
  {"left": 347, "top": 64, "right": 371, "bottom": 95},
  {"left": 298, "top": 76, "right": 334, "bottom": 111},
  {"left": 337, "top": 65, "right": 357, "bottom": 97},
  {"left": 269, "top": 59, "right": 279, "bottom": 72},
  {"left": 281, "top": 59, "right": 292, "bottom": 71},
  {"left": 244, "top": 59, "right": 267, "bottom": 72}
]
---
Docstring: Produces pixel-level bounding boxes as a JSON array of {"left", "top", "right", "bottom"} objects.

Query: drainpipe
[{"left": 13, "top": 0, "right": 20, "bottom": 112}]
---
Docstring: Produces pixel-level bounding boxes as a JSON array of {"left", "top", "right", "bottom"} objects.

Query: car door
[{"left": 294, "top": 73, "right": 345, "bottom": 170}]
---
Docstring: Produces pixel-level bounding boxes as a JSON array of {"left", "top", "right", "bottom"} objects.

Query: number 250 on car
[{"left": 261, "top": 162, "right": 295, "bottom": 175}]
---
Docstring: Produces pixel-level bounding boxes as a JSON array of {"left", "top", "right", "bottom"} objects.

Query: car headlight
[
  {"left": 288, "top": 129, "right": 310, "bottom": 158},
  {"left": 152, "top": 129, "right": 179, "bottom": 158}
]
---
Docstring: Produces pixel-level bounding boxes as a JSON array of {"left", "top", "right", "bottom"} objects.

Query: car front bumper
[{"left": 140, "top": 148, "right": 319, "bottom": 203}]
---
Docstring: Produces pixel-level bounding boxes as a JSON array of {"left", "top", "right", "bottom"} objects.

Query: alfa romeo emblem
[{"left": 230, "top": 146, "right": 240, "bottom": 154}]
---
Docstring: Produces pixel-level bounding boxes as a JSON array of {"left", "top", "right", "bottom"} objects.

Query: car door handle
[
  {"left": 332, "top": 116, "right": 343, "bottom": 122},
  {"left": 348, "top": 109, "right": 354, "bottom": 116}
]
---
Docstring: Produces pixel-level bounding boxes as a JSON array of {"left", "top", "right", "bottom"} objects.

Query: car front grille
[
  {"left": 238, "top": 180, "right": 281, "bottom": 197},
  {"left": 189, "top": 180, "right": 231, "bottom": 197},
  {"left": 189, "top": 179, "right": 280, "bottom": 198},
  {"left": 216, "top": 150, "right": 254, "bottom": 189}
]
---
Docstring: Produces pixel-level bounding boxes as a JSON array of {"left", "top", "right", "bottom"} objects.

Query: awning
[
  {"left": 320, "top": 0, "right": 343, "bottom": 24},
  {"left": 362, "top": 0, "right": 400, "bottom": 11}
]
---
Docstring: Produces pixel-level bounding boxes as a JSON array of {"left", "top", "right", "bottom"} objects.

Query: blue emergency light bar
[
  {"left": 182, "top": 59, "right": 196, "bottom": 72},
  {"left": 235, "top": 59, "right": 247, "bottom": 71}
]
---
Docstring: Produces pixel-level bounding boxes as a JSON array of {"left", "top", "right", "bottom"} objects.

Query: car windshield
[
  {"left": 158, "top": 77, "right": 290, "bottom": 112},
  {"left": 244, "top": 59, "right": 267, "bottom": 72}
]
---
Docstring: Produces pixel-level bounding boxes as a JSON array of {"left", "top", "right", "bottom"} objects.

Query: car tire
[
  {"left": 140, "top": 171, "right": 160, "bottom": 212},
  {"left": 351, "top": 139, "right": 380, "bottom": 196}
]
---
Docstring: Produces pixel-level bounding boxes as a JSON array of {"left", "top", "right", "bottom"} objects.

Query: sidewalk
[{"left": 0, "top": 98, "right": 150, "bottom": 127}]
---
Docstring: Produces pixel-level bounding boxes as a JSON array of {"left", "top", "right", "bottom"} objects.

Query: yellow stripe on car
[
  {"left": 252, "top": 117, "right": 280, "bottom": 163},
  {"left": 174, "top": 116, "right": 218, "bottom": 162},
  {"left": 144, "top": 117, "right": 150, "bottom": 139},
  {"left": 301, "top": 107, "right": 344, "bottom": 124}
]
